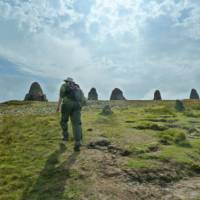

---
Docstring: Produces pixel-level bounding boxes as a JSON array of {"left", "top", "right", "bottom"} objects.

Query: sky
[{"left": 0, "top": 0, "right": 200, "bottom": 102}]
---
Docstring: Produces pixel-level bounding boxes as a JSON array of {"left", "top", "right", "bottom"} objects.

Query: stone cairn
[
  {"left": 190, "top": 89, "right": 199, "bottom": 100},
  {"left": 175, "top": 100, "right": 185, "bottom": 111},
  {"left": 88, "top": 88, "right": 98, "bottom": 100},
  {"left": 110, "top": 88, "right": 126, "bottom": 100},
  {"left": 101, "top": 105, "right": 113, "bottom": 115},
  {"left": 24, "top": 82, "right": 47, "bottom": 101},
  {"left": 154, "top": 90, "right": 162, "bottom": 100}
]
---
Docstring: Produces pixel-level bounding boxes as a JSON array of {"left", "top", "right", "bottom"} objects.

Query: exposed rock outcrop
[
  {"left": 88, "top": 88, "right": 98, "bottom": 100},
  {"left": 154, "top": 90, "right": 162, "bottom": 100},
  {"left": 24, "top": 82, "right": 47, "bottom": 101},
  {"left": 110, "top": 88, "right": 126, "bottom": 100},
  {"left": 190, "top": 89, "right": 199, "bottom": 100},
  {"left": 101, "top": 105, "right": 113, "bottom": 115}
]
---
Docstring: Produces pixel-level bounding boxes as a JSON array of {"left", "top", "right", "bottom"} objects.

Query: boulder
[
  {"left": 154, "top": 90, "right": 162, "bottom": 100},
  {"left": 110, "top": 88, "right": 126, "bottom": 100},
  {"left": 24, "top": 82, "right": 47, "bottom": 101},
  {"left": 190, "top": 89, "right": 199, "bottom": 100},
  {"left": 175, "top": 100, "right": 185, "bottom": 111},
  {"left": 101, "top": 105, "right": 113, "bottom": 115},
  {"left": 88, "top": 88, "right": 98, "bottom": 100}
]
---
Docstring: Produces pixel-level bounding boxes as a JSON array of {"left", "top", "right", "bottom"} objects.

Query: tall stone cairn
[
  {"left": 154, "top": 90, "right": 162, "bottom": 101},
  {"left": 24, "top": 82, "right": 47, "bottom": 101},
  {"left": 88, "top": 88, "right": 98, "bottom": 100},
  {"left": 190, "top": 88, "right": 199, "bottom": 100},
  {"left": 110, "top": 88, "right": 126, "bottom": 100}
]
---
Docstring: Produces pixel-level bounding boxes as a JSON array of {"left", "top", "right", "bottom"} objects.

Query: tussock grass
[
  {"left": 158, "top": 129, "right": 190, "bottom": 147},
  {"left": 134, "top": 122, "right": 168, "bottom": 131},
  {"left": 183, "top": 109, "right": 200, "bottom": 118}
]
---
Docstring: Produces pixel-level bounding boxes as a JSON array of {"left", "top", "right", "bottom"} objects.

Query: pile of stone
[
  {"left": 154, "top": 90, "right": 162, "bottom": 100},
  {"left": 101, "top": 105, "right": 113, "bottom": 115},
  {"left": 175, "top": 100, "right": 185, "bottom": 111},
  {"left": 190, "top": 89, "right": 199, "bottom": 100},
  {"left": 110, "top": 88, "right": 126, "bottom": 100},
  {"left": 24, "top": 82, "right": 47, "bottom": 101},
  {"left": 88, "top": 88, "right": 98, "bottom": 100}
]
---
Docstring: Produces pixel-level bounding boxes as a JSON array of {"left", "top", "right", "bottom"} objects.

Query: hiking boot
[
  {"left": 74, "top": 145, "right": 80, "bottom": 152},
  {"left": 62, "top": 131, "right": 68, "bottom": 141},
  {"left": 62, "top": 137, "right": 69, "bottom": 141}
]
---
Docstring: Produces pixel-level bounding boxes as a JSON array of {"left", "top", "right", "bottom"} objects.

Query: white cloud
[
  {"left": 0, "top": 0, "right": 90, "bottom": 78},
  {"left": 0, "top": 0, "right": 82, "bottom": 32},
  {"left": 85, "top": 0, "right": 200, "bottom": 41},
  {"left": 86, "top": 0, "right": 144, "bottom": 40},
  {"left": 0, "top": 31, "right": 91, "bottom": 78},
  {"left": 174, "top": 5, "right": 200, "bottom": 40}
]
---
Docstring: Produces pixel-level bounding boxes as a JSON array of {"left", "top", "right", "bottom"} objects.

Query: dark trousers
[{"left": 60, "top": 101, "right": 82, "bottom": 145}]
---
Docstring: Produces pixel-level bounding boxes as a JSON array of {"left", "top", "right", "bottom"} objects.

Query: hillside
[{"left": 1, "top": 100, "right": 200, "bottom": 200}]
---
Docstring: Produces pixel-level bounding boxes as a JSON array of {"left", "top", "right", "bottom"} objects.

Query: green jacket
[
  {"left": 60, "top": 82, "right": 72, "bottom": 103},
  {"left": 60, "top": 82, "right": 87, "bottom": 106}
]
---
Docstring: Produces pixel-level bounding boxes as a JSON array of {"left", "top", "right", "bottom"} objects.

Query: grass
[
  {"left": 1, "top": 100, "right": 200, "bottom": 199},
  {"left": 183, "top": 109, "right": 200, "bottom": 118},
  {"left": 134, "top": 122, "right": 168, "bottom": 131},
  {"left": 126, "top": 158, "right": 160, "bottom": 169},
  {"left": 158, "top": 129, "right": 190, "bottom": 146},
  {"left": 0, "top": 113, "right": 81, "bottom": 200}
]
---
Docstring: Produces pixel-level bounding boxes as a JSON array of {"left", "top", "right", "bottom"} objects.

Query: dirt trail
[
  {"left": 165, "top": 177, "right": 200, "bottom": 200},
  {"left": 72, "top": 144, "right": 200, "bottom": 200}
]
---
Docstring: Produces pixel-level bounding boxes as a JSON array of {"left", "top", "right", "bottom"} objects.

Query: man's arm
[
  {"left": 56, "top": 96, "right": 62, "bottom": 112},
  {"left": 56, "top": 83, "right": 65, "bottom": 112}
]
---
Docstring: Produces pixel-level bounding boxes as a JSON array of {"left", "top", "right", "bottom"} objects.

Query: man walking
[{"left": 56, "top": 77, "right": 85, "bottom": 151}]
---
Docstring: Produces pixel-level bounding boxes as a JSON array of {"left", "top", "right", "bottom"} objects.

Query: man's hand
[
  {"left": 56, "top": 106, "right": 60, "bottom": 113},
  {"left": 56, "top": 97, "right": 62, "bottom": 113}
]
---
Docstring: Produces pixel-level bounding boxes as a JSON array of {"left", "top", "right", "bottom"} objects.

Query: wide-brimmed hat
[{"left": 64, "top": 77, "right": 74, "bottom": 82}]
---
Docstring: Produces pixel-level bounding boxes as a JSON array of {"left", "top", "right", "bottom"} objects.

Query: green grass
[
  {"left": 158, "top": 129, "right": 190, "bottom": 146},
  {"left": 0, "top": 113, "right": 84, "bottom": 200},
  {"left": 1, "top": 100, "right": 200, "bottom": 199},
  {"left": 126, "top": 158, "right": 160, "bottom": 169}
]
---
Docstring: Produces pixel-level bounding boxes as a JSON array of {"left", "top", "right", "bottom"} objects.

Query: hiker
[{"left": 56, "top": 77, "right": 86, "bottom": 151}]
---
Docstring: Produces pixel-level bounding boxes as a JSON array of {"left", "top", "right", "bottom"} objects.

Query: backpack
[
  {"left": 67, "top": 82, "right": 87, "bottom": 106},
  {"left": 73, "top": 89, "right": 87, "bottom": 107}
]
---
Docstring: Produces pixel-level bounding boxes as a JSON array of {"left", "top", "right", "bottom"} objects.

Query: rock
[
  {"left": 190, "top": 89, "right": 199, "bottom": 100},
  {"left": 87, "top": 138, "right": 132, "bottom": 156},
  {"left": 154, "top": 90, "right": 162, "bottom": 100},
  {"left": 101, "top": 105, "right": 113, "bottom": 115},
  {"left": 88, "top": 88, "right": 98, "bottom": 100},
  {"left": 110, "top": 88, "right": 126, "bottom": 100},
  {"left": 95, "top": 138, "right": 111, "bottom": 146},
  {"left": 175, "top": 100, "right": 185, "bottom": 111},
  {"left": 87, "top": 137, "right": 111, "bottom": 148},
  {"left": 24, "top": 82, "right": 47, "bottom": 101}
]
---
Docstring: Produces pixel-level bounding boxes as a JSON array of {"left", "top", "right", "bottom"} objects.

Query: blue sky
[{"left": 0, "top": 0, "right": 200, "bottom": 102}]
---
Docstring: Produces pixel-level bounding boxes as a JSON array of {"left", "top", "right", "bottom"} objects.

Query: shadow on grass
[{"left": 21, "top": 143, "right": 79, "bottom": 200}]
